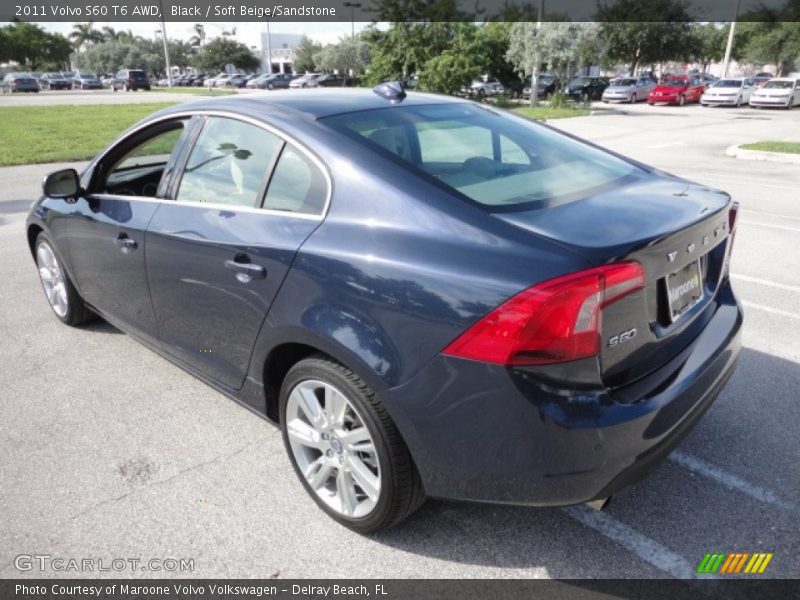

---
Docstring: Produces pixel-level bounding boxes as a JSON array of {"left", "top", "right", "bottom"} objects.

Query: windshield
[
  {"left": 537, "top": 75, "right": 554, "bottom": 83},
  {"left": 661, "top": 79, "right": 687, "bottom": 87},
  {"left": 569, "top": 77, "right": 593, "bottom": 86},
  {"left": 616, "top": 79, "right": 637, "bottom": 86},
  {"left": 763, "top": 81, "right": 793, "bottom": 89},
  {"left": 714, "top": 79, "right": 742, "bottom": 88},
  {"left": 322, "top": 103, "right": 644, "bottom": 211}
]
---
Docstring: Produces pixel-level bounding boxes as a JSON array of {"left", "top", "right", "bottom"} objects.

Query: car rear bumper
[{"left": 382, "top": 283, "right": 742, "bottom": 506}]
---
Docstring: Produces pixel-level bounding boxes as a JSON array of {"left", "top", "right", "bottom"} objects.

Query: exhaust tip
[{"left": 585, "top": 496, "right": 613, "bottom": 511}]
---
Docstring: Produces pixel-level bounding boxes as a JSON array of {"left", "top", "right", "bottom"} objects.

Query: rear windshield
[
  {"left": 129, "top": 71, "right": 146, "bottom": 78},
  {"left": 322, "top": 103, "right": 644, "bottom": 211}
]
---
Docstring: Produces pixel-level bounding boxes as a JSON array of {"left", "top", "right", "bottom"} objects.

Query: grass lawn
[
  {"left": 511, "top": 106, "right": 592, "bottom": 120},
  {"left": 152, "top": 87, "right": 236, "bottom": 96},
  {"left": 0, "top": 103, "right": 177, "bottom": 167},
  {"left": 739, "top": 141, "right": 800, "bottom": 154}
]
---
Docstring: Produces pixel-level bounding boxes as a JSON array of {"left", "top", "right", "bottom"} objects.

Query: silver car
[{"left": 602, "top": 77, "right": 655, "bottom": 103}]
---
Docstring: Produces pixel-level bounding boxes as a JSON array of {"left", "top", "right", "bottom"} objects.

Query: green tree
[
  {"left": 191, "top": 37, "right": 259, "bottom": 73},
  {"left": 741, "top": 22, "right": 800, "bottom": 76},
  {"left": 690, "top": 23, "right": 727, "bottom": 74},
  {"left": 294, "top": 35, "right": 323, "bottom": 73},
  {"left": 1, "top": 23, "right": 72, "bottom": 70},
  {"left": 188, "top": 24, "right": 206, "bottom": 48},
  {"left": 597, "top": 0, "right": 695, "bottom": 74},
  {"left": 314, "top": 37, "right": 372, "bottom": 77},
  {"left": 69, "top": 22, "right": 103, "bottom": 52}
]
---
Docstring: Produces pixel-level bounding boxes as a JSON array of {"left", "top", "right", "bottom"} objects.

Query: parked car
[
  {"left": 100, "top": 75, "right": 116, "bottom": 88},
  {"left": 39, "top": 73, "right": 72, "bottom": 91},
  {"left": 72, "top": 71, "right": 102, "bottom": 90},
  {"left": 310, "top": 74, "right": 354, "bottom": 88},
  {"left": 468, "top": 76, "right": 505, "bottom": 97},
  {"left": 753, "top": 72, "right": 774, "bottom": 87},
  {"left": 1, "top": 72, "right": 40, "bottom": 93},
  {"left": 28, "top": 86, "right": 741, "bottom": 532},
  {"left": 289, "top": 73, "right": 320, "bottom": 88},
  {"left": 522, "top": 74, "right": 560, "bottom": 99},
  {"left": 203, "top": 74, "right": 224, "bottom": 87},
  {"left": 601, "top": 76, "right": 656, "bottom": 103},
  {"left": 749, "top": 77, "right": 800, "bottom": 109},
  {"left": 112, "top": 69, "right": 151, "bottom": 92},
  {"left": 246, "top": 74, "right": 270, "bottom": 89},
  {"left": 565, "top": 76, "right": 610, "bottom": 101},
  {"left": 260, "top": 73, "right": 296, "bottom": 89},
  {"left": 700, "top": 78, "right": 755, "bottom": 107},
  {"left": 224, "top": 74, "right": 249, "bottom": 88},
  {"left": 648, "top": 76, "right": 705, "bottom": 105},
  {"left": 189, "top": 74, "right": 207, "bottom": 86}
]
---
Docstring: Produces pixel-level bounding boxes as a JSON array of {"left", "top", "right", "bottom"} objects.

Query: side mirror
[{"left": 43, "top": 168, "right": 80, "bottom": 200}]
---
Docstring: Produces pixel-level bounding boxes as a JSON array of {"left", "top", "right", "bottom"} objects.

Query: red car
[{"left": 648, "top": 76, "right": 705, "bottom": 106}]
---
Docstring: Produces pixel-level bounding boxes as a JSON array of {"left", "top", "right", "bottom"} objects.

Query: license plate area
[{"left": 665, "top": 260, "right": 704, "bottom": 323}]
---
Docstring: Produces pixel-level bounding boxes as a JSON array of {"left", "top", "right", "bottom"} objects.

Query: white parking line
[
  {"left": 732, "top": 274, "right": 800, "bottom": 294},
  {"left": 739, "top": 220, "right": 800, "bottom": 233},
  {"left": 563, "top": 505, "right": 706, "bottom": 579},
  {"left": 669, "top": 451, "right": 795, "bottom": 511},
  {"left": 741, "top": 301, "right": 800, "bottom": 321}
]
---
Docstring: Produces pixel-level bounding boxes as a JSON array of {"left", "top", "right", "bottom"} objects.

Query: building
[{"left": 258, "top": 33, "right": 304, "bottom": 74}]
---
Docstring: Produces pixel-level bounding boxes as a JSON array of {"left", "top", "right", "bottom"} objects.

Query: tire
[
  {"left": 280, "top": 355, "right": 426, "bottom": 533},
  {"left": 267, "top": 83, "right": 274, "bottom": 90},
  {"left": 630, "top": 93, "right": 636, "bottom": 104},
  {"left": 735, "top": 96, "right": 741, "bottom": 108},
  {"left": 34, "top": 233, "right": 95, "bottom": 326},
  {"left": 678, "top": 94, "right": 686, "bottom": 106}
]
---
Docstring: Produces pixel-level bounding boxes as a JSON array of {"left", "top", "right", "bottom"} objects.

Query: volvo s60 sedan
[{"left": 27, "top": 85, "right": 742, "bottom": 532}]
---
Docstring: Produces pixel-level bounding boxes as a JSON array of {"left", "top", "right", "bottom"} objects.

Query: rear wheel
[
  {"left": 34, "top": 233, "right": 95, "bottom": 326},
  {"left": 280, "top": 355, "right": 425, "bottom": 532}
]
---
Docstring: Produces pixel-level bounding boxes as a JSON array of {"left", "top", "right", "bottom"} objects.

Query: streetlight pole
[
  {"left": 530, "top": 0, "right": 545, "bottom": 107},
  {"left": 157, "top": 0, "right": 172, "bottom": 86},
  {"left": 266, "top": 20, "right": 272, "bottom": 74},
  {"left": 343, "top": 2, "right": 361, "bottom": 40},
  {"left": 722, "top": 0, "right": 742, "bottom": 78}
]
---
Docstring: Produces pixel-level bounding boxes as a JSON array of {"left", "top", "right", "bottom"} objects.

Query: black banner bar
[
  {"left": 2, "top": 579, "right": 800, "bottom": 600},
  {"left": 3, "top": 0, "right": 800, "bottom": 23}
]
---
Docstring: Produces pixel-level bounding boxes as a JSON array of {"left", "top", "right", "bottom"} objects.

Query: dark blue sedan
[{"left": 26, "top": 86, "right": 742, "bottom": 532}]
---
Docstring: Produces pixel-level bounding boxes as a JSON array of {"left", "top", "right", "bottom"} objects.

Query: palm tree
[
  {"left": 188, "top": 23, "right": 206, "bottom": 47},
  {"left": 101, "top": 26, "right": 122, "bottom": 42},
  {"left": 70, "top": 22, "right": 103, "bottom": 51}
]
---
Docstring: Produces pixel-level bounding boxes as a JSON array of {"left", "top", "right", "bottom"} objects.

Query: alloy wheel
[
  {"left": 285, "top": 379, "right": 381, "bottom": 518},
  {"left": 36, "top": 241, "right": 68, "bottom": 317}
]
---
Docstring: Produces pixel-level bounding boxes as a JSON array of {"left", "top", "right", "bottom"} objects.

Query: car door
[
  {"left": 62, "top": 117, "right": 195, "bottom": 343},
  {"left": 145, "top": 114, "right": 329, "bottom": 389}
]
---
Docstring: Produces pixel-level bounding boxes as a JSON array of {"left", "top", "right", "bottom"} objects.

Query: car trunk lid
[{"left": 495, "top": 174, "right": 733, "bottom": 387}]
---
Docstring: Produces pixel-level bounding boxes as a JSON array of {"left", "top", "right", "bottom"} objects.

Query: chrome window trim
[
  {"left": 84, "top": 109, "right": 332, "bottom": 221},
  {"left": 87, "top": 193, "right": 325, "bottom": 221}
]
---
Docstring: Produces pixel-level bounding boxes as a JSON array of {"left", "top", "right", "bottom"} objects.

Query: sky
[{"left": 37, "top": 21, "right": 374, "bottom": 48}]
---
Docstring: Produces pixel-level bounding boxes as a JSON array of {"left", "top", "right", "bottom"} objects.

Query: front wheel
[
  {"left": 34, "top": 233, "right": 95, "bottom": 326},
  {"left": 629, "top": 93, "right": 636, "bottom": 104},
  {"left": 735, "top": 96, "right": 742, "bottom": 107},
  {"left": 280, "top": 355, "right": 425, "bottom": 533},
  {"left": 678, "top": 94, "right": 686, "bottom": 106}
]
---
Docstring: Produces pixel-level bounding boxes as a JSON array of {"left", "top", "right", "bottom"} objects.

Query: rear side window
[
  {"left": 176, "top": 117, "right": 282, "bottom": 208},
  {"left": 263, "top": 146, "right": 327, "bottom": 215},
  {"left": 323, "top": 104, "right": 643, "bottom": 211}
]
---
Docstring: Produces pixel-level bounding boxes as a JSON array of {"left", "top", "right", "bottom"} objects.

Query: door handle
[
  {"left": 225, "top": 258, "right": 267, "bottom": 281},
  {"left": 116, "top": 233, "right": 138, "bottom": 253}
]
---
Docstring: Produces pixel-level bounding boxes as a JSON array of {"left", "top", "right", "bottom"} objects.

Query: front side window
[
  {"left": 177, "top": 117, "right": 283, "bottom": 207},
  {"left": 99, "top": 122, "right": 186, "bottom": 197},
  {"left": 323, "top": 103, "right": 644, "bottom": 211}
]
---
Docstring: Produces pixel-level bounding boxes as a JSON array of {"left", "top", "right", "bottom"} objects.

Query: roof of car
[{"left": 168, "top": 88, "right": 465, "bottom": 120}]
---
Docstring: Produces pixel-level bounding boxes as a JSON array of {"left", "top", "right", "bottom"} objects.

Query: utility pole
[
  {"left": 157, "top": 0, "right": 172, "bottom": 86},
  {"left": 343, "top": 2, "right": 362, "bottom": 40},
  {"left": 722, "top": 0, "right": 742, "bottom": 77},
  {"left": 530, "top": 0, "right": 545, "bottom": 107},
  {"left": 266, "top": 20, "right": 273, "bottom": 74}
]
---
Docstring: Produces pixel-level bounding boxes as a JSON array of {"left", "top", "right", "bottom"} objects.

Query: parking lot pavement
[{"left": 0, "top": 105, "right": 798, "bottom": 579}]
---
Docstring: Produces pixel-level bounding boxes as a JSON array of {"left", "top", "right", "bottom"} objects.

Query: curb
[{"left": 725, "top": 144, "right": 800, "bottom": 165}]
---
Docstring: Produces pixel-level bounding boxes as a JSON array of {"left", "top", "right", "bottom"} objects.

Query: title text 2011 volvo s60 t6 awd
[{"left": 26, "top": 85, "right": 742, "bottom": 532}]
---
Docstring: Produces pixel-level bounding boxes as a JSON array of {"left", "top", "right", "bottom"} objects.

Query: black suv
[{"left": 112, "top": 69, "right": 151, "bottom": 92}]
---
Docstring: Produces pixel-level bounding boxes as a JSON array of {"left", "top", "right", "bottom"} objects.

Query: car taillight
[
  {"left": 443, "top": 262, "right": 645, "bottom": 366},
  {"left": 722, "top": 202, "right": 739, "bottom": 279}
]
